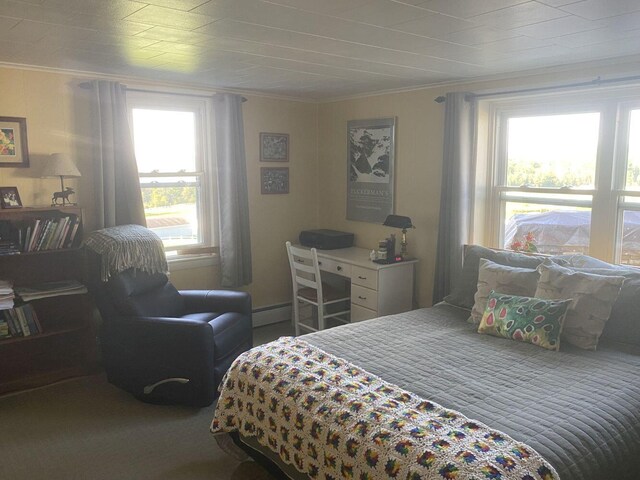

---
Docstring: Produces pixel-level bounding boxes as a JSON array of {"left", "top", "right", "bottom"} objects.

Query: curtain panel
[
  {"left": 432, "top": 92, "right": 476, "bottom": 304},
  {"left": 90, "top": 80, "right": 146, "bottom": 229},
  {"left": 212, "top": 93, "right": 252, "bottom": 288}
]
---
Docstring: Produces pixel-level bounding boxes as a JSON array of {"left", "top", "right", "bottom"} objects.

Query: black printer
[{"left": 299, "top": 229, "right": 354, "bottom": 250}]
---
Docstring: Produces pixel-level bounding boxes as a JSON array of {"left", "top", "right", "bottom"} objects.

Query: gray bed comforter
[{"left": 297, "top": 304, "right": 640, "bottom": 480}]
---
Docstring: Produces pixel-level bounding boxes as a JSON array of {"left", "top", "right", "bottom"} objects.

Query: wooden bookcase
[{"left": 0, "top": 206, "right": 99, "bottom": 395}]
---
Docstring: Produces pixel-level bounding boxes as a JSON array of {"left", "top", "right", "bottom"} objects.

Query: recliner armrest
[{"left": 179, "top": 290, "right": 252, "bottom": 316}]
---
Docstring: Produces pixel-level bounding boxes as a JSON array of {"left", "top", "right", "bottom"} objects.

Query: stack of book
[
  {"left": 1, "top": 304, "right": 41, "bottom": 338},
  {"left": 0, "top": 240, "right": 20, "bottom": 256},
  {"left": 20, "top": 214, "right": 81, "bottom": 252},
  {"left": 0, "top": 280, "right": 14, "bottom": 310},
  {"left": 15, "top": 280, "right": 88, "bottom": 302}
]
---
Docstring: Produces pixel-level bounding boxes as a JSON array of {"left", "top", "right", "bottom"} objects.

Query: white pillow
[
  {"left": 535, "top": 261, "right": 625, "bottom": 350},
  {"left": 470, "top": 258, "right": 540, "bottom": 324}
]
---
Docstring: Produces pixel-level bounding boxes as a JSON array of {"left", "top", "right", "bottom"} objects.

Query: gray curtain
[
  {"left": 90, "top": 80, "right": 146, "bottom": 229},
  {"left": 433, "top": 92, "right": 476, "bottom": 303},
  {"left": 212, "top": 93, "right": 252, "bottom": 287}
]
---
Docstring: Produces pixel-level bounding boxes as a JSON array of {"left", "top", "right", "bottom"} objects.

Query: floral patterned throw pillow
[{"left": 478, "top": 291, "right": 572, "bottom": 351}]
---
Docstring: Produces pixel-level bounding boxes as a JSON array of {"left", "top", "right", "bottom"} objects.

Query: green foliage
[
  {"left": 508, "top": 160, "right": 593, "bottom": 188},
  {"left": 142, "top": 186, "right": 196, "bottom": 209},
  {"left": 627, "top": 164, "right": 640, "bottom": 187}
]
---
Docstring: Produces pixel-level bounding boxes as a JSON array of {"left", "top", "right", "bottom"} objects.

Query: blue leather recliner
[{"left": 92, "top": 268, "right": 252, "bottom": 407}]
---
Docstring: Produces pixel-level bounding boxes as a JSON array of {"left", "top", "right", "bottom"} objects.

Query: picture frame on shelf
[
  {"left": 0, "top": 186, "right": 22, "bottom": 209},
  {"left": 0, "top": 117, "right": 29, "bottom": 168},
  {"left": 261, "top": 167, "right": 289, "bottom": 194},
  {"left": 260, "top": 132, "right": 289, "bottom": 162}
]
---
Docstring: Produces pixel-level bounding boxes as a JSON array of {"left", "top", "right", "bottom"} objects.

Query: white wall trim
[
  {"left": 253, "top": 303, "right": 292, "bottom": 328},
  {"left": 168, "top": 254, "right": 219, "bottom": 271}
]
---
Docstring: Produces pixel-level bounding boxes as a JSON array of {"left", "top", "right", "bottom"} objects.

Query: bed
[{"left": 213, "top": 248, "right": 640, "bottom": 479}]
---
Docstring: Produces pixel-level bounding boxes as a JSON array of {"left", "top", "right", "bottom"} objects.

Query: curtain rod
[
  {"left": 433, "top": 74, "right": 640, "bottom": 103},
  {"left": 78, "top": 81, "right": 247, "bottom": 101}
]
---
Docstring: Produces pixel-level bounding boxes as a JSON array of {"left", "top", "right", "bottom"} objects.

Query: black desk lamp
[{"left": 383, "top": 214, "right": 414, "bottom": 257}]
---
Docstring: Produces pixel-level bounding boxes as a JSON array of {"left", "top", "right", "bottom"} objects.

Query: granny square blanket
[{"left": 211, "top": 337, "right": 559, "bottom": 480}]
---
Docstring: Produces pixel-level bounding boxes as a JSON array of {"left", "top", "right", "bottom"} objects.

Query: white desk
[{"left": 297, "top": 246, "right": 417, "bottom": 322}]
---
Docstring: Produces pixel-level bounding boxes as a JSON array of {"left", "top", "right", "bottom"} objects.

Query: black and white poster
[{"left": 347, "top": 117, "right": 395, "bottom": 223}]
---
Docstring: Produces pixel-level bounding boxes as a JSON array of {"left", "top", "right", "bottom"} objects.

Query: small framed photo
[
  {"left": 261, "top": 167, "right": 289, "bottom": 194},
  {"left": 260, "top": 132, "right": 289, "bottom": 162},
  {"left": 0, "top": 117, "right": 29, "bottom": 168},
  {"left": 0, "top": 186, "right": 23, "bottom": 209}
]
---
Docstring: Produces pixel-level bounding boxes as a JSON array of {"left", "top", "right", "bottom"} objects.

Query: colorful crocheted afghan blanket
[{"left": 211, "top": 337, "right": 559, "bottom": 480}]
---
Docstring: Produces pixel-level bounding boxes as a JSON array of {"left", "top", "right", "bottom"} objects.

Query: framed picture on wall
[
  {"left": 0, "top": 117, "right": 29, "bottom": 168},
  {"left": 260, "top": 132, "right": 289, "bottom": 162},
  {"left": 347, "top": 117, "right": 395, "bottom": 223},
  {"left": 261, "top": 167, "right": 289, "bottom": 194},
  {"left": 0, "top": 186, "right": 23, "bottom": 209}
]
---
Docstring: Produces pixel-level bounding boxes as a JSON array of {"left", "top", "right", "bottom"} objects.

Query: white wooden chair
[{"left": 286, "top": 241, "right": 350, "bottom": 335}]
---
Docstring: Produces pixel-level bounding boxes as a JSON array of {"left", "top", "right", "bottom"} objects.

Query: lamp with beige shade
[{"left": 41, "top": 153, "right": 81, "bottom": 206}]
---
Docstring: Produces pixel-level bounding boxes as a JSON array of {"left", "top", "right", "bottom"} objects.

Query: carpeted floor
[{"left": 0, "top": 321, "right": 294, "bottom": 480}]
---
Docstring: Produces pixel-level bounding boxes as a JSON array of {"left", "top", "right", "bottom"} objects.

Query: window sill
[{"left": 168, "top": 253, "right": 219, "bottom": 271}]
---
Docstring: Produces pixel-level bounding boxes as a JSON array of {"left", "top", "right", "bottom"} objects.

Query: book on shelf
[
  {"left": 18, "top": 213, "right": 81, "bottom": 253},
  {"left": 15, "top": 280, "right": 88, "bottom": 302},
  {"left": 0, "top": 304, "right": 41, "bottom": 338},
  {"left": 0, "top": 279, "right": 15, "bottom": 310}
]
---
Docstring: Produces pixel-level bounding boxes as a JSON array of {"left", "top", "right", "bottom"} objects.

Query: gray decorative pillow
[
  {"left": 535, "top": 261, "right": 625, "bottom": 350},
  {"left": 444, "top": 245, "right": 546, "bottom": 310},
  {"left": 470, "top": 259, "right": 539, "bottom": 324},
  {"left": 566, "top": 266, "right": 640, "bottom": 348}
]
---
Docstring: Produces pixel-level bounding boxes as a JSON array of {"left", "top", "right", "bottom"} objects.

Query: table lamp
[
  {"left": 41, "top": 153, "right": 81, "bottom": 206},
  {"left": 383, "top": 214, "right": 415, "bottom": 257}
]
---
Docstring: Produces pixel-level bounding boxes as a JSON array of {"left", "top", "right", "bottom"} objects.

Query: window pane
[
  {"left": 506, "top": 113, "right": 599, "bottom": 188},
  {"left": 505, "top": 202, "right": 591, "bottom": 255},
  {"left": 141, "top": 184, "right": 199, "bottom": 249},
  {"left": 620, "top": 210, "right": 640, "bottom": 266},
  {"left": 626, "top": 109, "right": 640, "bottom": 190},
  {"left": 132, "top": 108, "right": 196, "bottom": 173}
]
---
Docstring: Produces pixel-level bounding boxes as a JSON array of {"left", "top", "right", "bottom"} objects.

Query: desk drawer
[
  {"left": 351, "top": 304, "right": 377, "bottom": 322},
  {"left": 352, "top": 266, "right": 378, "bottom": 290},
  {"left": 318, "top": 258, "right": 352, "bottom": 278},
  {"left": 351, "top": 284, "right": 378, "bottom": 311}
]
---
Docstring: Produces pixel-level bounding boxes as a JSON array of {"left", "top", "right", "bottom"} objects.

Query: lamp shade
[
  {"left": 41, "top": 153, "right": 81, "bottom": 178},
  {"left": 383, "top": 214, "right": 414, "bottom": 229}
]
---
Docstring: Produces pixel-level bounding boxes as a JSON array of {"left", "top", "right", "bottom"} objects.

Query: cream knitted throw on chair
[{"left": 83, "top": 224, "right": 168, "bottom": 281}]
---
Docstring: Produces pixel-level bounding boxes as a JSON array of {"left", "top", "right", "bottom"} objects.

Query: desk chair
[{"left": 286, "top": 241, "right": 350, "bottom": 335}]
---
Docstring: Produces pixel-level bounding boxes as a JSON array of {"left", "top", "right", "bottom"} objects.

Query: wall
[
  {"left": 317, "top": 57, "right": 640, "bottom": 308},
  {"left": 0, "top": 66, "right": 318, "bottom": 310}
]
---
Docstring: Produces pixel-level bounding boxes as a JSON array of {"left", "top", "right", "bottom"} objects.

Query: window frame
[
  {"left": 126, "top": 91, "right": 217, "bottom": 256},
  {"left": 483, "top": 89, "right": 640, "bottom": 265}
]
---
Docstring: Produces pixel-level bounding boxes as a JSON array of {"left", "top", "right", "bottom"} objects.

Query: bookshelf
[{"left": 0, "top": 206, "right": 99, "bottom": 394}]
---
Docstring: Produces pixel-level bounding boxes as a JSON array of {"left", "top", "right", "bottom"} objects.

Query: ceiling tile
[
  {"left": 139, "top": 0, "right": 211, "bottom": 10},
  {"left": 417, "top": 0, "right": 530, "bottom": 18},
  {"left": 124, "top": 4, "right": 217, "bottom": 30},
  {"left": 558, "top": 0, "right": 640, "bottom": 20},
  {"left": 390, "top": 11, "right": 477, "bottom": 36},
  {"left": 336, "top": 0, "right": 431, "bottom": 27},
  {"left": 536, "top": 0, "right": 584, "bottom": 6},
  {"left": 135, "top": 25, "right": 213, "bottom": 44},
  {"left": 41, "top": 0, "right": 147, "bottom": 18},
  {"left": 471, "top": 1, "right": 569, "bottom": 29},
  {"left": 247, "top": 0, "right": 372, "bottom": 15},
  {"left": 510, "top": 13, "right": 604, "bottom": 38},
  {"left": 553, "top": 26, "right": 640, "bottom": 47},
  {"left": 442, "top": 26, "right": 521, "bottom": 45},
  {"left": 0, "top": 0, "right": 72, "bottom": 23},
  {"left": 0, "top": 15, "right": 20, "bottom": 30}
]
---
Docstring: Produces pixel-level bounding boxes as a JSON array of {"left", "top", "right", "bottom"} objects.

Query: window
[
  {"left": 127, "top": 92, "right": 215, "bottom": 255},
  {"left": 484, "top": 91, "right": 640, "bottom": 266}
]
